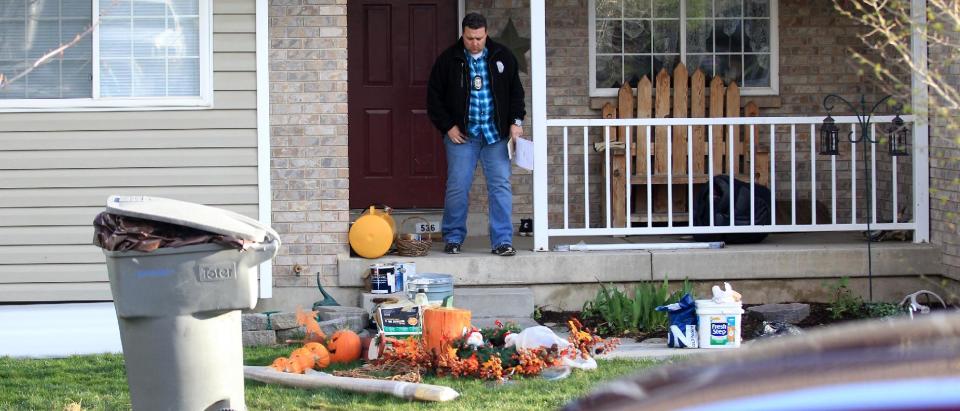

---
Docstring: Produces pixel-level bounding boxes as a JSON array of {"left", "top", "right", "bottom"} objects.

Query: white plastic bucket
[{"left": 695, "top": 300, "right": 744, "bottom": 348}]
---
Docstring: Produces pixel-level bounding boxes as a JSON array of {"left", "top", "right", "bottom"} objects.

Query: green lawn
[{"left": 0, "top": 347, "right": 658, "bottom": 411}]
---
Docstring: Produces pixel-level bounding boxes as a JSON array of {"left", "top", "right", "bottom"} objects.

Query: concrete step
[
  {"left": 360, "top": 287, "right": 534, "bottom": 321},
  {"left": 455, "top": 287, "right": 534, "bottom": 319}
]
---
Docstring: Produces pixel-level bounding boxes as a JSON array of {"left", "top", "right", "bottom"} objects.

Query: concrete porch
[{"left": 337, "top": 232, "right": 952, "bottom": 311}]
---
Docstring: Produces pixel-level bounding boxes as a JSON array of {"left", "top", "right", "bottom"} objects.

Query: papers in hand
[{"left": 510, "top": 137, "right": 534, "bottom": 171}]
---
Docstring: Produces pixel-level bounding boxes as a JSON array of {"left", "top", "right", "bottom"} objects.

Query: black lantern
[
  {"left": 819, "top": 114, "right": 840, "bottom": 155},
  {"left": 887, "top": 113, "right": 909, "bottom": 156}
]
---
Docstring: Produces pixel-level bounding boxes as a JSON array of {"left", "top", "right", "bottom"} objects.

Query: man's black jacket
[{"left": 426, "top": 37, "right": 525, "bottom": 140}]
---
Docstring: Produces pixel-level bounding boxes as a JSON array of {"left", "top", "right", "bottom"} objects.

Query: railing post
[
  {"left": 911, "top": 0, "right": 929, "bottom": 243},
  {"left": 531, "top": 0, "right": 550, "bottom": 251}
]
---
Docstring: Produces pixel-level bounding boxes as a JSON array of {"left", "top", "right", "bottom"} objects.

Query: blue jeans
[{"left": 442, "top": 135, "right": 513, "bottom": 249}]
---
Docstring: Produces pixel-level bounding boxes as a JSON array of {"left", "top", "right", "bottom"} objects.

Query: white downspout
[
  {"left": 911, "top": 0, "right": 929, "bottom": 243},
  {"left": 256, "top": 0, "right": 273, "bottom": 297},
  {"left": 531, "top": 0, "right": 549, "bottom": 251}
]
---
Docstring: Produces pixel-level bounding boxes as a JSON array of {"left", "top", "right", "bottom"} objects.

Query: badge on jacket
[{"left": 496, "top": 61, "right": 504, "bottom": 73}]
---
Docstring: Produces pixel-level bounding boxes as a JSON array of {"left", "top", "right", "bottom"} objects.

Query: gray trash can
[{"left": 97, "top": 195, "right": 280, "bottom": 411}]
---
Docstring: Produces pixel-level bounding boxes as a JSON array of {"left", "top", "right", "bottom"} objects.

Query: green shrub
[
  {"left": 581, "top": 278, "right": 693, "bottom": 335},
  {"left": 824, "top": 277, "right": 864, "bottom": 320}
]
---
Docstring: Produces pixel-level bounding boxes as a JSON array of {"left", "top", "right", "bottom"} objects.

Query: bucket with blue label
[{"left": 695, "top": 300, "right": 744, "bottom": 348}]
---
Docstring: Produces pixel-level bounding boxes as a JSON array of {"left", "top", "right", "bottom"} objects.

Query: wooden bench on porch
[{"left": 600, "top": 63, "right": 771, "bottom": 227}]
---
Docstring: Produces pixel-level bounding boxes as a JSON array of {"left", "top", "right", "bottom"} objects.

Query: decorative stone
[
  {"left": 269, "top": 312, "right": 299, "bottom": 330},
  {"left": 319, "top": 317, "right": 366, "bottom": 336},
  {"left": 276, "top": 326, "right": 306, "bottom": 343},
  {"left": 241, "top": 313, "right": 268, "bottom": 331},
  {"left": 747, "top": 303, "right": 811, "bottom": 324},
  {"left": 242, "top": 330, "right": 277, "bottom": 347},
  {"left": 315, "top": 306, "right": 368, "bottom": 323}
]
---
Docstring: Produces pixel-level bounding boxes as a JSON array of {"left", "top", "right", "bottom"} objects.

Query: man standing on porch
[{"left": 427, "top": 12, "right": 526, "bottom": 257}]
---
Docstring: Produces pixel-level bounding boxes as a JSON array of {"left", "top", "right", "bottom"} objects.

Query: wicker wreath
[{"left": 396, "top": 216, "right": 432, "bottom": 257}]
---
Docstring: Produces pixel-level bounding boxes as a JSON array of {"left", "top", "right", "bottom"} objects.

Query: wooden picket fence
[{"left": 601, "top": 63, "right": 770, "bottom": 227}]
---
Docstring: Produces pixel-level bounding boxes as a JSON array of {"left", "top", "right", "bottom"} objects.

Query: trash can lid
[{"left": 105, "top": 195, "right": 269, "bottom": 242}]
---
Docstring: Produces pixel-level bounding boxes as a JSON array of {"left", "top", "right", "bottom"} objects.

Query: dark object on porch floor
[{"left": 693, "top": 175, "right": 771, "bottom": 244}]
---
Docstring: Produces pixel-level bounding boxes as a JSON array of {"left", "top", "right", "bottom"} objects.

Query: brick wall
[
  {"left": 265, "top": 0, "right": 945, "bottom": 297},
  {"left": 929, "top": 26, "right": 960, "bottom": 280},
  {"left": 269, "top": 0, "right": 349, "bottom": 290}
]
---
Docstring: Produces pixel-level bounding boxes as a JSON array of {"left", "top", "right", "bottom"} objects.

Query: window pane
[
  {"left": 133, "top": 58, "right": 165, "bottom": 96},
  {"left": 170, "top": 0, "right": 199, "bottom": 15},
  {"left": 62, "top": 0, "right": 93, "bottom": 16},
  {"left": 100, "top": 0, "right": 131, "bottom": 16},
  {"left": 0, "top": 61, "right": 27, "bottom": 98},
  {"left": 687, "top": 0, "right": 711, "bottom": 18},
  {"left": 26, "top": 63, "right": 61, "bottom": 98},
  {"left": 0, "top": 0, "right": 92, "bottom": 99},
  {"left": 170, "top": 16, "right": 199, "bottom": 57},
  {"left": 28, "top": 20, "right": 62, "bottom": 59},
  {"left": 100, "top": 59, "right": 132, "bottom": 96},
  {"left": 623, "top": 0, "right": 650, "bottom": 18},
  {"left": 61, "top": 60, "right": 92, "bottom": 98},
  {"left": 716, "top": 54, "right": 742, "bottom": 86},
  {"left": 168, "top": 57, "right": 199, "bottom": 95},
  {"left": 744, "top": 19, "right": 769, "bottom": 53},
  {"left": 624, "top": 55, "right": 651, "bottom": 85},
  {"left": 623, "top": 20, "right": 650, "bottom": 53},
  {"left": 62, "top": 20, "right": 93, "bottom": 60},
  {"left": 0, "top": 22, "right": 26, "bottom": 60},
  {"left": 652, "top": 20, "right": 679, "bottom": 53},
  {"left": 133, "top": 18, "right": 166, "bottom": 57},
  {"left": 653, "top": 54, "right": 679, "bottom": 75},
  {"left": 653, "top": 0, "right": 679, "bottom": 18},
  {"left": 686, "top": 19, "right": 713, "bottom": 53},
  {"left": 100, "top": 0, "right": 201, "bottom": 98},
  {"left": 714, "top": 19, "right": 742, "bottom": 52},
  {"left": 686, "top": 54, "right": 714, "bottom": 76},
  {"left": 596, "top": 19, "right": 622, "bottom": 53},
  {"left": 1, "top": 1, "right": 27, "bottom": 16},
  {"left": 744, "top": 54, "right": 770, "bottom": 87},
  {"left": 716, "top": 0, "right": 742, "bottom": 17},
  {"left": 133, "top": 0, "right": 168, "bottom": 16},
  {"left": 37, "top": 0, "right": 63, "bottom": 18},
  {"left": 100, "top": 19, "right": 132, "bottom": 58},
  {"left": 596, "top": 0, "right": 621, "bottom": 18},
  {"left": 596, "top": 55, "right": 622, "bottom": 89},
  {"left": 745, "top": 0, "right": 770, "bottom": 17}
]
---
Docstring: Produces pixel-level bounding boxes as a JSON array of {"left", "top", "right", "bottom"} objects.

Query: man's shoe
[
  {"left": 444, "top": 243, "right": 462, "bottom": 254},
  {"left": 491, "top": 244, "right": 516, "bottom": 256}
]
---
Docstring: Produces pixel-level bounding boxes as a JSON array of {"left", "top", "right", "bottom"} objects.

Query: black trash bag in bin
[
  {"left": 693, "top": 175, "right": 772, "bottom": 244},
  {"left": 93, "top": 212, "right": 247, "bottom": 252}
]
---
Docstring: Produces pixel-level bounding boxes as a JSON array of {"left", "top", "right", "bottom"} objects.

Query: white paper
[{"left": 513, "top": 137, "right": 534, "bottom": 171}]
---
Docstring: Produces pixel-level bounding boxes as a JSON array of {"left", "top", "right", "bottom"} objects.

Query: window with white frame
[
  {"left": 0, "top": 0, "right": 210, "bottom": 110},
  {"left": 590, "top": 0, "right": 777, "bottom": 96}
]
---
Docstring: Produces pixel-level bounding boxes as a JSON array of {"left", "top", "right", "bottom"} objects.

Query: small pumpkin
[
  {"left": 270, "top": 357, "right": 291, "bottom": 373},
  {"left": 304, "top": 342, "right": 331, "bottom": 369},
  {"left": 326, "top": 329, "right": 362, "bottom": 363},
  {"left": 289, "top": 347, "right": 315, "bottom": 373}
]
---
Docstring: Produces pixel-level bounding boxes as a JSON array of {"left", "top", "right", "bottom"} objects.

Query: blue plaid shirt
[{"left": 465, "top": 48, "right": 500, "bottom": 144}]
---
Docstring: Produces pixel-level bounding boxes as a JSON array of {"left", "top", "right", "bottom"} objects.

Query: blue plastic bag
[{"left": 656, "top": 293, "right": 698, "bottom": 348}]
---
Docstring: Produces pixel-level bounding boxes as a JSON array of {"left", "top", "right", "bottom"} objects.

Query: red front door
[{"left": 348, "top": 1, "right": 457, "bottom": 209}]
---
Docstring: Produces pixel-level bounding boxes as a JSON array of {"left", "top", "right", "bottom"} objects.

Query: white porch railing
[{"left": 532, "top": 115, "right": 922, "bottom": 250}]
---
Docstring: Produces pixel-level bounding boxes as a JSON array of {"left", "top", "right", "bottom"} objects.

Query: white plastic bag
[
  {"left": 503, "top": 326, "right": 570, "bottom": 351},
  {"left": 504, "top": 326, "right": 598, "bottom": 370}
]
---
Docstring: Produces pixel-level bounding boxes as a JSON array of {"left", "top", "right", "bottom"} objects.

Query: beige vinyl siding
[{"left": 0, "top": 0, "right": 262, "bottom": 303}]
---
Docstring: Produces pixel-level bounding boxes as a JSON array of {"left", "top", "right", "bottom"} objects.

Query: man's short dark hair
[{"left": 462, "top": 13, "right": 487, "bottom": 31}]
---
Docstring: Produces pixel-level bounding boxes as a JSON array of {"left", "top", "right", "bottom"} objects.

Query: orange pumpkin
[
  {"left": 304, "top": 342, "right": 331, "bottom": 369},
  {"left": 327, "top": 330, "right": 362, "bottom": 363},
  {"left": 270, "top": 357, "right": 291, "bottom": 372},
  {"left": 289, "top": 347, "right": 315, "bottom": 373}
]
